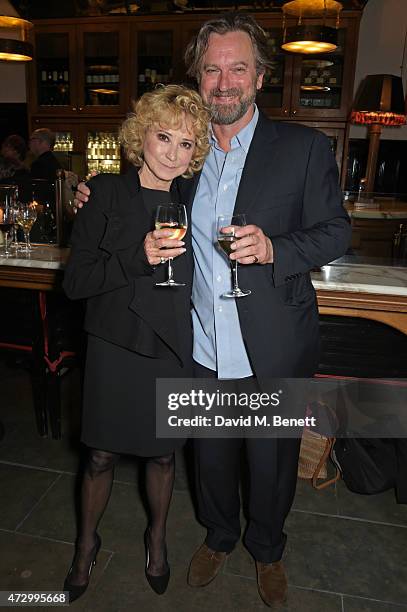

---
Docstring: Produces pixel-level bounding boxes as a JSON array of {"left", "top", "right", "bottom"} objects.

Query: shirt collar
[{"left": 210, "top": 104, "right": 259, "bottom": 154}]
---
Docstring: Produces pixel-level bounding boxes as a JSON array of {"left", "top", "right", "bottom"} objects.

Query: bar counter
[
  {"left": 0, "top": 245, "right": 69, "bottom": 291},
  {"left": 1, "top": 247, "right": 406, "bottom": 438},
  {"left": 1, "top": 246, "right": 407, "bottom": 334}
]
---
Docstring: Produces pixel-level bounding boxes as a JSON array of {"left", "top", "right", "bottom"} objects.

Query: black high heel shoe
[
  {"left": 63, "top": 533, "right": 101, "bottom": 603},
  {"left": 144, "top": 528, "right": 170, "bottom": 595}
]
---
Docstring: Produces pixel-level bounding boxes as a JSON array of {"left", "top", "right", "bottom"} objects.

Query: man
[
  {"left": 29, "top": 128, "right": 61, "bottom": 182},
  {"left": 74, "top": 12, "right": 351, "bottom": 607}
]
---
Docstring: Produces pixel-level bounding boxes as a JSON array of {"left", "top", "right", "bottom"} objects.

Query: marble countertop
[
  {"left": 345, "top": 200, "right": 407, "bottom": 219},
  {"left": 1, "top": 246, "right": 407, "bottom": 297},
  {"left": 311, "top": 264, "right": 407, "bottom": 296},
  {"left": 0, "top": 245, "right": 70, "bottom": 269}
]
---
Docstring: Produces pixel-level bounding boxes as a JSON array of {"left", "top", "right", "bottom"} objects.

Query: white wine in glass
[
  {"left": 16, "top": 204, "right": 37, "bottom": 253},
  {"left": 217, "top": 214, "right": 251, "bottom": 298},
  {"left": 155, "top": 203, "right": 187, "bottom": 287}
]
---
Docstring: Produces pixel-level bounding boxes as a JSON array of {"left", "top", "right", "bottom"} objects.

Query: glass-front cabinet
[
  {"left": 257, "top": 28, "right": 293, "bottom": 116},
  {"left": 290, "top": 22, "right": 357, "bottom": 120},
  {"left": 78, "top": 23, "right": 128, "bottom": 114},
  {"left": 130, "top": 23, "right": 179, "bottom": 100},
  {"left": 32, "top": 27, "right": 76, "bottom": 113},
  {"left": 30, "top": 21, "right": 128, "bottom": 116}
]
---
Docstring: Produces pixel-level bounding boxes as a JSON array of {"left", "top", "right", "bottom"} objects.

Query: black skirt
[{"left": 81, "top": 334, "right": 187, "bottom": 457}]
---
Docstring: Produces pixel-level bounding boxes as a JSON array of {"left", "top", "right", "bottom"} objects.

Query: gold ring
[
  {"left": 160, "top": 257, "right": 166, "bottom": 264},
  {"left": 252, "top": 255, "right": 259, "bottom": 264}
]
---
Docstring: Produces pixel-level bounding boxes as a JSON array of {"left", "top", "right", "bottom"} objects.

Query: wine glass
[
  {"left": 155, "top": 204, "right": 187, "bottom": 287},
  {"left": 217, "top": 214, "right": 251, "bottom": 298},
  {"left": 0, "top": 204, "right": 14, "bottom": 256},
  {"left": 15, "top": 203, "right": 37, "bottom": 253}
]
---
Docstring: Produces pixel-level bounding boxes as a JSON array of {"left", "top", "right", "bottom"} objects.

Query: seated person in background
[
  {"left": 29, "top": 128, "right": 61, "bottom": 182},
  {"left": 0, "top": 134, "right": 31, "bottom": 201},
  {"left": 1, "top": 134, "right": 29, "bottom": 176}
]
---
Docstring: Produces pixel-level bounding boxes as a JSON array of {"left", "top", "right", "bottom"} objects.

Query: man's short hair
[
  {"left": 184, "top": 11, "right": 273, "bottom": 82},
  {"left": 31, "top": 128, "right": 56, "bottom": 149}
]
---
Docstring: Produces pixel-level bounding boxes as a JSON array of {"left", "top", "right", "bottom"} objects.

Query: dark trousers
[{"left": 193, "top": 361, "right": 301, "bottom": 564}]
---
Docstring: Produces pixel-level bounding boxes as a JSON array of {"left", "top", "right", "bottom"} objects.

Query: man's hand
[
  {"left": 74, "top": 181, "right": 91, "bottom": 210},
  {"left": 144, "top": 229, "right": 186, "bottom": 266},
  {"left": 228, "top": 224, "right": 274, "bottom": 265},
  {"left": 73, "top": 170, "right": 99, "bottom": 211}
]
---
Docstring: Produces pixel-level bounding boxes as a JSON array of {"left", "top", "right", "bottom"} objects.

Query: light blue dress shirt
[{"left": 191, "top": 105, "right": 259, "bottom": 379}]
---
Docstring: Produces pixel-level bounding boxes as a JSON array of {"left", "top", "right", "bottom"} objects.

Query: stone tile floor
[{"left": 0, "top": 362, "right": 406, "bottom": 611}]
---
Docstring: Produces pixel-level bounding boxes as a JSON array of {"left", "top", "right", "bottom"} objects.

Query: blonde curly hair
[{"left": 119, "top": 84, "right": 211, "bottom": 179}]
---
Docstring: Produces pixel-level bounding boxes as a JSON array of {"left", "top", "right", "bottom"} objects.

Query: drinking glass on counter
[
  {"left": 15, "top": 203, "right": 37, "bottom": 253},
  {"left": 217, "top": 213, "right": 251, "bottom": 298},
  {"left": 0, "top": 204, "right": 13, "bottom": 256},
  {"left": 155, "top": 203, "right": 187, "bottom": 287}
]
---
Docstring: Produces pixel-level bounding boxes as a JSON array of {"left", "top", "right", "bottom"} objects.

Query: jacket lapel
[{"left": 233, "top": 113, "right": 280, "bottom": 216}]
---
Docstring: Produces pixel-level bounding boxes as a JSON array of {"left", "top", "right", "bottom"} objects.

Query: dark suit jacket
[
  {"left": 31, "top": 150, "right": 61, "bottom": 182},
  {"left": 63, "top": 165, "right": 193, "bottom": 367},
  {"left": 181, "top": 112, "right": 351, "bottom": 379}
]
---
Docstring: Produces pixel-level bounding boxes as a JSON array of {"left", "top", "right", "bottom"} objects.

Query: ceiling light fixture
[
  {"left": 0, "top": 15, "right": 33, "bottom": 62},
  {"left": 281, "top": 0, "right": 343, "bottom": 55}
]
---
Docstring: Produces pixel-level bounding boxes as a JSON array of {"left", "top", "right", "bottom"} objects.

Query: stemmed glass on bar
[
  {"left": 217, "top": 213, "right": 251, "bottom": 298},
  {"left": 0, "top": 185, "right": 18, "bottom": 255},
  {"left": 0, "top": 204, "right": 13, "bottom": 256},
  {"left": 155, "top": 203, "right": 188, "bottom": 287},
  {"left": 15, "top": 203, "right": 37, "bottom": 253}
]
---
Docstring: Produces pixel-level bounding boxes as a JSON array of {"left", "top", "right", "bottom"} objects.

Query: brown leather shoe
[
  {"left": 187, "top": 543, "right": 228, "bottom": 587},
  {"left": 256, "top": 560, "right": 288, "bottom": 608}
]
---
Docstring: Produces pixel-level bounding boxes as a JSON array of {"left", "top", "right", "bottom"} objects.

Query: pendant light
[
  {"left": 281, "top": 0, "right": 343, "bottom": 55},
  {"left": 0, "top": 15, "right": 33, "bottom": 62}
]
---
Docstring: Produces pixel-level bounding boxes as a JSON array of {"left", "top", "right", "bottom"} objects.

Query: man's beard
[{"left": 207, "top": 85, "right": 257, "bottom": 125}]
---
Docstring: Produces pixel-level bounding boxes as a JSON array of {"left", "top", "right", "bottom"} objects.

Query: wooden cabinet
[
  {"left": 27, "top": 11, "right": 362, "bottom": 179},
  {"left": 282, "top": 16, "right": 359, "bottom": 121},
  {"left": 28, "top": 19, "right": 129, "bottom": 116}
]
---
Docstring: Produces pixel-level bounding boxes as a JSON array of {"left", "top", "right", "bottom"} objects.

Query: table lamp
[{"left": 351, "top": 74, "right": 406, "bottom": 194}]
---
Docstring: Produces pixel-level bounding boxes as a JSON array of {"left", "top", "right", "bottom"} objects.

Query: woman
[{"left": 63, "top": 84, "right": 210, "bottom": 601}]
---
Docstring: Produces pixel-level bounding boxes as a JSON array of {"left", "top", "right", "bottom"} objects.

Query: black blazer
[
  {"left": 63, "top": 165, "right": 193, "bottom": 366},
  {"left": 31, "top": 151, "right": 61, "bottom": 182},
  {"left": 180, "top": 112, "right": 352, "bottom": 378}
]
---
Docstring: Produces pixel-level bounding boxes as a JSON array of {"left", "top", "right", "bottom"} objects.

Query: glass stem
[
  {"left": 231, "top": 260, "right": 239, "bottom": 291},
  {"left": 24, "top": 231, "right": 30, "bottom": 251},
  {"left": 167, "top": 257, "right": 174, "bottom": 282},
  {"left": 4, "top": 231, "right": 9, "bottom": 254}
]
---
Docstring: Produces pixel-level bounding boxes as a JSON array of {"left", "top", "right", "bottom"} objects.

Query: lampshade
[
  {"left": 281, "top": 25, "right": 338, "bottom": 53},
  {"left": 351, "top": 74, "right": 406, "bottom": 195},
  {"left": 351, "top": 74, "right": 406, "bottom": 126},
  {"left": 0, "top": 15, "right": 33, "bottom": 62},
  {"left": 281, "top": 0, "right": 342, "bottom": 54}
]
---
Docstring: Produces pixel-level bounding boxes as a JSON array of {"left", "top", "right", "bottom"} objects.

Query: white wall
[
  {"left": 0, "top": 0, "right": 27, "bottom": 103},
  {"left": 350, "top": 0, "right": 407, "bottom": 140}
]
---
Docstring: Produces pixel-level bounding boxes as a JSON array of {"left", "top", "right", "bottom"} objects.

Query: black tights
[{"left": 68, "top": 448, "right": 175, "bottom": 585}]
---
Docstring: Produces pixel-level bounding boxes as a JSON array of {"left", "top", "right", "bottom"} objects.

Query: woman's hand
[{"left": 144, "top": 229, "right": 186, "bottom": 266}]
